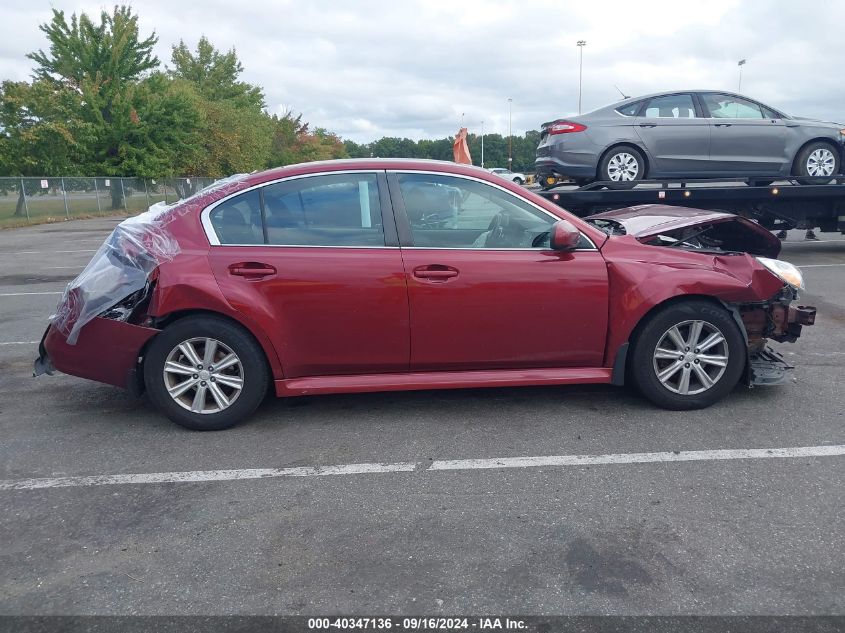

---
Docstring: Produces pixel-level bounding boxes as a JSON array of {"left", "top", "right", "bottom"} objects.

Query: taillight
[{"left": 548, "top": 121, "right": 587, "bottom": 135}]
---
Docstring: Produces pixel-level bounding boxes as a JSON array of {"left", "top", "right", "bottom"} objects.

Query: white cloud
[{"left": 1, "top": 0, "right": 843, "bottom": 142}]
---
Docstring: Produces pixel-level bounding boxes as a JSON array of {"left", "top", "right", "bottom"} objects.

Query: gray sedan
[{"left": 535, "top": 90, "right": 845, "bottom": 186}]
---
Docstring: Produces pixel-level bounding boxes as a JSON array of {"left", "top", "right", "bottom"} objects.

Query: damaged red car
[{"left": 34, "top": 159, "right": 816, "bottom": 430}]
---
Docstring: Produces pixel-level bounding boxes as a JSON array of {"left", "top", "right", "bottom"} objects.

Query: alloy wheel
[
  {"left": 652, "top": 320, "right": 729, "bottom": 395},
  {"left": 162, "top": 337, "right": 244, "bottom": 414},
  {"left": 607, "top": 152, "right": 640, "bottom": 181},
  {"left": 806, "top": 148, "right": 835, "bottom": 177}
]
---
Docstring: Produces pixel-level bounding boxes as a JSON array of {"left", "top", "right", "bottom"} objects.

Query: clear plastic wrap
[{"left": 52, "top": 174, "right": 248, "bottom": 344}]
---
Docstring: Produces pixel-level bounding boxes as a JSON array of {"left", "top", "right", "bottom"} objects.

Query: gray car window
[
  {"left": 702, "top": 93, "right": 764, "bottom": 119},
  {"left": 615, "top": 101, "right": 642, "bottom": 116},
  {"left": 644, "top": 94, "right": 697, "bottom": 118}
]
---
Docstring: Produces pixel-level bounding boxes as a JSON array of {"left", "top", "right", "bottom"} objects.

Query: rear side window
[
  {"left": 643, "top": 94, "right": 697, "bottom": 118},
  {"left": 615, "top": 101, "right": 642, "bottom": 116},
  {"left": 262, "top": 174, "right": 384, "bottom": 246},
  {"left": 209, "top": 190, "right": 263, "bottom": 245}
]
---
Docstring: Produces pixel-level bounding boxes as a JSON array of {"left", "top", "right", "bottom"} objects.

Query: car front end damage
[{"left": 736, "top": 288, "right": 816, "bottom": 386}]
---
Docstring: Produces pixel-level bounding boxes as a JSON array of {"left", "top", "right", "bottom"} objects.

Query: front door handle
[
  {"left": 714, "top": 123, "right": 732, "bottom": 127},
  {"left": 413, "top": 265, "right": 459, "bottom": 281},
  {"left": 639, "top": 123, "right": 657, "bottom": 128},
  {"left": 228, "top": 262, "right": 277, "bottom": 279}
]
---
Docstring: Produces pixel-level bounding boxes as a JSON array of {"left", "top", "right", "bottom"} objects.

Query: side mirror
[{"left": 549, "top": 219, "right": 581, "bottom": 251}]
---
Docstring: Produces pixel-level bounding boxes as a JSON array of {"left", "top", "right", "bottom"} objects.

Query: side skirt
[{"left": 275, "top": 367, "right": 613, "bottom": 397}]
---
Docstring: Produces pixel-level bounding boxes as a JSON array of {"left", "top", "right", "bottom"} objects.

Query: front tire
[
  {"left": 143, "top": 316, "right": 269, "bottom": 430},
  {"left": 599, "top": 146, "right": 645, "bottom": 184},
  {"left": 795, "top": 141, "right": 840, "bottom": 183},
  {"left": 629, "top": 301, "right": 745, "bottom": 410},
  {"left": 513, "top": 177, "right": 524, "bottom": 185}
]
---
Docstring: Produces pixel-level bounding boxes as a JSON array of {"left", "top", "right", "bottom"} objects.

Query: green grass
[{"left": 0, "top": 193, "right": 170, "bottom": 229}]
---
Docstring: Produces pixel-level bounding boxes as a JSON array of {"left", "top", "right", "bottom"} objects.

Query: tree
[
  {"left": 25, "top": 6, "right": 204, "bottom": 207},
  {"left": 169, "top": 38, "right": 271, "bottom": 178},
  {"left": 0, "top": 80, "right": 96, "bottom": 214},
  {"left": 170, "top": 37, "right": 264, "bottom": 109}
]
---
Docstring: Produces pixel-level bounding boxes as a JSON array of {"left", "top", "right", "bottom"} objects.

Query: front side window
[
  {"left": 643, "top": 94, "right": 697, "bottom": 118},
  {"left": 397, "top": 173, "right": 569, "bottom": 249},
  {"left": 702, "top": 93, "right": 764, "bottom": 119},
  {"left": 262, "top": 173, "right": 384, "bottom": 246},
  {"left": 209, "top": 189, "right": 263, "bottom": 245}
]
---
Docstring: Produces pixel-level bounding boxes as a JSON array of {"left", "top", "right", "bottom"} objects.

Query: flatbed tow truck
[{"left": 535, "top": 176, "right": 845, "bottom": 234}]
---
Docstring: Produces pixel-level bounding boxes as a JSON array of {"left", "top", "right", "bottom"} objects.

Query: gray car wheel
[
  {"left": 795, "top": 141, "right": 840, "bottom": 182},
  {"left": 599, "top": 146, "right": 645, "bottom": 183}
]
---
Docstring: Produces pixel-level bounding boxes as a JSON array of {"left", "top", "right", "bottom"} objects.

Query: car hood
[{"left": 585, "top": 204, "right": 781, "bottom": 258}]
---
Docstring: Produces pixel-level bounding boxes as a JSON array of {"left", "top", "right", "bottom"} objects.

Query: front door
[
  {"left": 700, "top": 92, "right": 789, "bottom": 174},
  {"left": 389, "top": 172, "right": 609, "bottom": 371},
  {"left": 206, "top": 172, "right": 409, "bottom": 378}
]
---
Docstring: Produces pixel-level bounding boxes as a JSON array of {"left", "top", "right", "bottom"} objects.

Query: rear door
[
  {"left": 389, "top": 171, "right": 609, "bottom": 371},
  {"left": 205, "top": 171, "right": 410, "bottom": 378},
  {"left": 633, "top": 93, "right": 712, "bottom": 175},
  {"left": 699, "top": 92, "right": 789, "bottom": 174}
]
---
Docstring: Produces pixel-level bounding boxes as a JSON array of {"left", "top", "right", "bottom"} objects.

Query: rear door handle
[
  {"left": 638, "top": 123, "right": 657, "bottom": 128},
  {"left": 228, "top": 262, "right": 277, "bottom": 279},
  {"left": 714, "top": 123, "right": 732, "bottom": 127}
]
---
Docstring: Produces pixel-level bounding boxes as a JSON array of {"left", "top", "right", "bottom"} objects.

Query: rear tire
[
  {"left": 794, "top": 141, "right": 840, "bottom": 184},
  {"left": 629, "top": 300, "right": 745, "bottom": 410},
  {"left": 143, "top": 316, "right": 269, "bottom": 430},
  {"left": 598, "top": 146, "right": 645, "bottom": 184},
  {"left": 513, "top": 177, "right": 524, "bottom": 185}
]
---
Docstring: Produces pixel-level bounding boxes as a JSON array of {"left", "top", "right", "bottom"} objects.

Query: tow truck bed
[{"left": 536, "top": 176, "right": 845, "bottom": 233}]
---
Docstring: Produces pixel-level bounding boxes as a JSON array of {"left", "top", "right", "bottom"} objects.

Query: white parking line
[
  {"left": 799, "top": 263, "right": 845, "bottom": 268},
  {"left": 0, "top": 291, "right": 62, "bottom": 296},
  {"left": 0, "top": 341, "right": 40, "bottom": 345},
  {"left": 2, "top": 444, "right": 842, "bottom": 491}
]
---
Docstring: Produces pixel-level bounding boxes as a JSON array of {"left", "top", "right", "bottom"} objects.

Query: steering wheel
[{"left": 485, "top": 212, "right": 526, "bottom": 248}]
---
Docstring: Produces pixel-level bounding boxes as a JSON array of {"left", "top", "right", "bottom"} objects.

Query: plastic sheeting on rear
[{"left": 51, "top": 174, "right": 248, "bottom": 344}]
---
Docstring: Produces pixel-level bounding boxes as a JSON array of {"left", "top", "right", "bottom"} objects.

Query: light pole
[
  {"left": 737, "top": 59, "right": 746, "bottom": 92},
  {"left": 508, "top": 98, "right": 513, "bottom": 170},
  {"left": 481, "top": 120, "right": 485, "bottom": 168},
  {"left": 577, "top": 40, "right": 586, "bottom": 114}
]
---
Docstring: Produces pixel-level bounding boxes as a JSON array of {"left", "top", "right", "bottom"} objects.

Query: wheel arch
[
  {"left": 142, "top": 308, "right": 283, "bottom": 384},
  {"left": 597, "top": 142, "right": 651, "bottom": 180},
  {"left": 791, "top": 137, "right": 842, "bottom": 175},
  {"left": 610, "top": 294, "right": 746, "bottom": 386}
]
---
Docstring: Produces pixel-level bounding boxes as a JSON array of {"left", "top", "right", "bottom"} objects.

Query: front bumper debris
[{"left": 749, "top": 346, "right": 794, "bottom": 386}]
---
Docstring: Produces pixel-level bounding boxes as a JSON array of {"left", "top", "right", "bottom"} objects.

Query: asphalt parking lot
[{"left": 0, "top": 216, "right": 843, "bottom": 615}]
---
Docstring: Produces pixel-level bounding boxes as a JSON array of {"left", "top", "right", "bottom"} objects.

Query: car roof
[
  {"left": 239, "top": 158, "right": 496, "bottom": 187},
  {"left": 606, "top": 90, "right": 784, "bottom": 114}
]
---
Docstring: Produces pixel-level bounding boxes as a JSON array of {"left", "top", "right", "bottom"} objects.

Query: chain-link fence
[{"left": 0, "top": 177, "right": 217, "bottom": 227}]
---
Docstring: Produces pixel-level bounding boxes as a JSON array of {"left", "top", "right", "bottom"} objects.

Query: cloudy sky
[{"left": 2, "top": 0, "right": 843, "bottom": 142}]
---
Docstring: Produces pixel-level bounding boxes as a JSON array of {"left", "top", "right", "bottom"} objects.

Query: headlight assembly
[{"left": 756, "top": 257, "right": 804, "bottom": 290}]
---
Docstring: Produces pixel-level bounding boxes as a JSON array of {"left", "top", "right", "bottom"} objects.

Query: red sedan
[{"left": 35, "top": 159, "right": 815, "bottom": 430}]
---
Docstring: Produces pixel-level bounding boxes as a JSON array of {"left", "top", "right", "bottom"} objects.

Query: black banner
[{"left": 0, "top": 617, "right": 843, "bottom": 633}]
